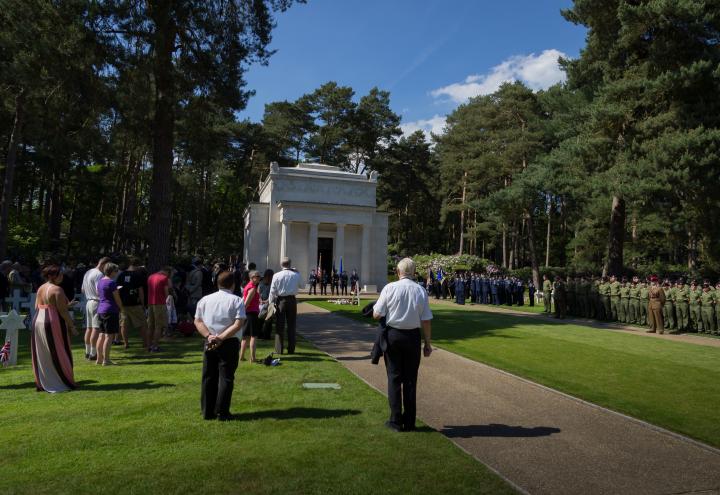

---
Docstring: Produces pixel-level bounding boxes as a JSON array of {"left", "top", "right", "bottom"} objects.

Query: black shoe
[
  {"left": 88, "top": 355, "right": 97, "bottom": 361},
  {"left": 385, "top": 421, "right": 402, "bottom": 432},
  {"left": 85, "top": 352, "right": 89, "bottom": 360}
]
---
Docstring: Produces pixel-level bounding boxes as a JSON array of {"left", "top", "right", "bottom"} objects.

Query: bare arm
[
  {"left": 112, "top": 289, "right": 124, "bottom": 313},
  {"left": 53, "top": 288, "right": 77, "bottom": 336},
  {"left": 421, "top": 320, "right": 432, "bottom": 356},
  {"left": 244, "top": 287, "right": 257, "bottom": 307}
]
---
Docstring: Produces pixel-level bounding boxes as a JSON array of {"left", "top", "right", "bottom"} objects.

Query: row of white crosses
[{"left": 1, "top": 289, "right": 88, "bottom": 367}]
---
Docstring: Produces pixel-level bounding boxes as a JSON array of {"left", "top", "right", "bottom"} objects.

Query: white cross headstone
[
  {"left": 1, "top": 310, "right": 28, "bottom": 366},
  {"left": 5, "top": 289, "right": 27, "bottom": 313},
  {"left": 20, "top": 292, "right": 37, "bottom": 321}
]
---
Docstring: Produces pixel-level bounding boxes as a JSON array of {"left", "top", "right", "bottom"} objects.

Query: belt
[
  {"left": 277, "top": 295, "right": 296, "bottom": 300},
  {"left": 87, "top": 298, "right": 99, "bottom": 301},
  {"left": 386, "top": 325, "right": 420, "bottom": 331}
]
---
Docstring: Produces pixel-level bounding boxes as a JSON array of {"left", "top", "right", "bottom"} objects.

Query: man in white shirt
[
  {"left": 268, "top": 256, "right": 302, "bottom": 354},
  {"left": 373, "top": 257, "right": 433, "bottom": 432},
  {"left": 194, "top": 271, "right": 246, "bottom": 420},
  {"left": 81, "top": 257, "right": 110, "bottom": 360}
]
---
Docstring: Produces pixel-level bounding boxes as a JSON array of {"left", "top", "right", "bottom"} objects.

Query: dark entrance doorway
[{"left": 317, "top": 237, "right": 333, "bottom": 275}]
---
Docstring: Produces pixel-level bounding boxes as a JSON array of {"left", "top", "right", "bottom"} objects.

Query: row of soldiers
[
  {"left": 422, "top": 272, "right": 536, "bottom": 307},
  {"left": 543, "top": 275, "right": 720, "bottom": 334}
]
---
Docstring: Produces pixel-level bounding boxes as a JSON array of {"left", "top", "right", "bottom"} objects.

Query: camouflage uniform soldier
[
  {"left": 599, "top": 277, "right": 611, "bottom": 321},
  {"left": 638, "top": 280, "right": 649, "bottom": 326},
  {"left": 553, "top": 276, "right": 567, "bottom": 319},
  {"left": 628, "top": 277, "right": 640, "bottom": 324},
  {"left": 609, "top": 275, "right": 621, "bottom": 322},
  {"left": 674, "top": 279, "right": 690, "bottom": 332},
  {"left": 700, "top": 282, "right": 716, "bottom": 335},
  {"left": 646, "top": 276, "right": 666, "bottom": 334},
  {"left": 688, "top": 280, "right": 702, "bottom": 333},
  {"left": 662, "top": 281, "right": 675, "bottom": 330},
  {"left": 542, "top": 275, "right": 552, "bottom": 313},
  {"left": 619, "top": 278, "right": 630, "bottom": 324}
]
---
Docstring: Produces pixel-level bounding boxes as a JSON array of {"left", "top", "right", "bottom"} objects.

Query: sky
[{"left": 241, "top": 0, "right": 587, "bottom": 137}]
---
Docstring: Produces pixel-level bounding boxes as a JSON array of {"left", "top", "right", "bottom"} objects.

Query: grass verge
[{"left": 2, "top": 331, "right": 515, "bottom": 495}]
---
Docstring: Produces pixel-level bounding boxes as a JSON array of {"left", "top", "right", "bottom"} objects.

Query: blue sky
[{"left": 241, "top": 0, "right": 587, "bottom": 136}]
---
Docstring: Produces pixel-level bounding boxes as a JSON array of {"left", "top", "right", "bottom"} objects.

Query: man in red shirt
[{"left": 146, "top": 267, "right": 171, "bottom": 352}]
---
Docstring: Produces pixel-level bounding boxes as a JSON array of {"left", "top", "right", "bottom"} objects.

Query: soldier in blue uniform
[
  {"left": 308, "top": 270, "right": 318, "bottom": 295},
  {"left": 491, "top": 277, "right": 500, "bottom": 305},
  {"left": 528, "top": 279, "right": 536, "bottom": 306},
  {"left": 455, "top": 274, "right": 465, "bottom": 305},
  {"left": 516, "top": 278, "right": 524, "bottom": 306}
]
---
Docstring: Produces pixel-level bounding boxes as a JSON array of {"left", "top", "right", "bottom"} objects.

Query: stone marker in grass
[{"left": 303, "top": 383, "right": 341, "bottom": 389}]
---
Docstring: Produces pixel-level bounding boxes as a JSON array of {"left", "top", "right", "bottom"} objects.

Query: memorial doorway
[{"left": 318, "top": 237, "right": 333, "bottom": 274}]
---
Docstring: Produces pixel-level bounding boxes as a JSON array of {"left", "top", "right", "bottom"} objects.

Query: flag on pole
[
  {"left": 437, "top": 268, "right": 443, "bottom": 282},
  {"left": 339, "top": 256, "right": 343, "bottom": 274}
]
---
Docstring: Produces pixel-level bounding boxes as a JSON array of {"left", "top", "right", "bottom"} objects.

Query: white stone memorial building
[{"left": 243, "top": 163, "right": 389, "bottom": 292}]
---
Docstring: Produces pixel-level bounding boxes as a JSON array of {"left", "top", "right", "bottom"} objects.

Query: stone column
[
  {"left": 308, "top": 222, "right": 318, "bottom": 275},
  {"left": 280, "top": 220, "right": 288, "bottom": 261},
  {"left": 335, "top": 223, "right": 345, "bottom": 270},
  {"left": 361, "top": 223, "right": 371, "bottom": 285}
]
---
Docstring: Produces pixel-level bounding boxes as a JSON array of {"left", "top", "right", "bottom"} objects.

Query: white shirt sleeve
[
  {"left": 420, "top": 291, "right": 433, "bottom": 321},
  {"left": 268, "top": 275, "right": 278, "bottom": 305},
  {"left": 235, "top": 297, "right": 246, "bottom": 320},
  {"left": 374, "top": 287, "right": 388, "bottom": 317},
  {"left": 195, "top": 298, "right": 205, "bottom": 321}
]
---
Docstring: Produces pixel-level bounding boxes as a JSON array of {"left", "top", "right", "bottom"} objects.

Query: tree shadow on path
[{"left": 441, "top": 423, "right": 561, "bottom": 438}]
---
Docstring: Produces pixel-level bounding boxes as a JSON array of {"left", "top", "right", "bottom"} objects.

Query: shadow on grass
[
  {"left": 122, "top": 360, "right": 202, "bottom": 366},
  {"left": 0, "top": 379, "right": 176, "bottom": 391},
  {"left": 229, "top": 407, "right": 361, "bottom": 421},
  {"left": 441, "top": 423, "right": 561, "bottom": 438},
  {"left": 75, "top": 379, "right": 176, "bottom": 391}
]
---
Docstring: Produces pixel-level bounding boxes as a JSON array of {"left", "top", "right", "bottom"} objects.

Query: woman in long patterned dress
[{"left": 31, "top": 265, "right": 78, "bottom": 392}]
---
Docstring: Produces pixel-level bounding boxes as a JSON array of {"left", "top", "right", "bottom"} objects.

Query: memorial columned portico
[{"left": 244, "top": 163, "right": 388, "bottom": 292}]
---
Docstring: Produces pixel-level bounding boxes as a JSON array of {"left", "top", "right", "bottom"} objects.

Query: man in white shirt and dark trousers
[
  {"left": 373, "top": 257, "right": 433, "bottom": 432},
  {"left": 268, "top": 257, "right": 303, "bottom": 355},
  {"left": 194, "top": 271, "right": 246, "bottom": 420}
]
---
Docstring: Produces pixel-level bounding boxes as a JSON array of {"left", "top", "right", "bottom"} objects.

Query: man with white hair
[
  {"left": 373, "top": 257, "right": 433, "bottom": 432},
  {"left": 268, "top": 256, "right": 303, "bottom": 354}
]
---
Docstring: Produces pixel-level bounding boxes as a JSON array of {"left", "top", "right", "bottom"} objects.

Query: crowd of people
[
  {"left": 307, "top": 269, "right": 360, "bottom": 296},
  {"left": 419, "top": 271, "right": 535, "bottom": 307},
  {"left": 542, "top": 274, "right": 720, "bottom": 334},
  {"left": 20, "top": 254, "right": 303, "bottom": 404},
  {"left": 418, "top": 268, "right": 720, "bottom": 336}
]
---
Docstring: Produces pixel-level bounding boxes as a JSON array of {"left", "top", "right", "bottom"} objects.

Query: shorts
[
  {"left": 147, "top": 304, "right": 168, "bottom": 335},
  {"left": 121, "top": 305, "right": 147, "bottom": 330},
  {"left": 242, "top": 312, "right": 259, "bottom": 338},
  {"left": 99, "top": 313, "right": 120, "bottom": 334},
  {"left": 85, "top": 299, "right": 100, "bottom": 329}
]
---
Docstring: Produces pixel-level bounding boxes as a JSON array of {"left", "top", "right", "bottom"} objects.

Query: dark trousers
[
  {"left": 383, "top": 327, "right": 421, "bottom": 429},
  {"left": 309, "top": 283, "right": 317, "bottom": 295},
  {"left": 274, "top": 296, "right": 297, "bottom": 354},
  {"left": 320, "top": 283, "right": 327, "bottom": 295},
  {"left": 261, "top": 315, "right": 273, "bottom": 340},
  {"left": 201, "top": 338, "right": 240, "bottom": 419},
  {"left": 341, "top": 284, "right": 347, "bottom": 295}
]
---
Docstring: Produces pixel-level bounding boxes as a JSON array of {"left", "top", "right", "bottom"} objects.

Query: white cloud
[
  {"left": 400, "top": 114, "right": 447, "bottom": 138},
  {"left": 431, "top": 49, "right": 568, "bottom": 104}
]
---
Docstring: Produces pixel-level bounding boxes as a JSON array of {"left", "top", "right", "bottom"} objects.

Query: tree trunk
[
  {"left": 147, "top": 1, "right": 176, "bottom": 271},
  {"left": 0, "top": 89, "right": 25, "bottom": 259},
  {"left": 545, "top": 199, "right": 552, "bottom": 267},
  {"left": 526, "top": 208, "right": 540, "bottom": 288},
  {"left": 48, "top": 170, "right": 63, "bottom": 250},
  {"left": 502, "top": 223, "right": 507, "bottom": 268},
  {"left": 458, "top": 171, "right": 467, "bottom": 255},
  {"left": 606, "top": 195, "right": 625, "bottom": 276}
]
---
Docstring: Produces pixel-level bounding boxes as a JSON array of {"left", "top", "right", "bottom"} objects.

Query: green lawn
[
  {"left": 1, "top": 332, "right": 514, "bottom": 495},
  {"left": 310, "top": 299, "right": 720, "bottom": 449}
]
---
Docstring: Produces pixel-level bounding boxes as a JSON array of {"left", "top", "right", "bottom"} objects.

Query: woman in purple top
[{"left": 96, "top": 262, "right": 124, "bottom": 366}]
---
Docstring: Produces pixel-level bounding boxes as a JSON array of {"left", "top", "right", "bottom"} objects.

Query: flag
[
  {"left": 339, "top": 256, "right": 343, "bottom": 274},
  {"left": 437, "top": 268, "right": 444, "bottom": 282}
]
